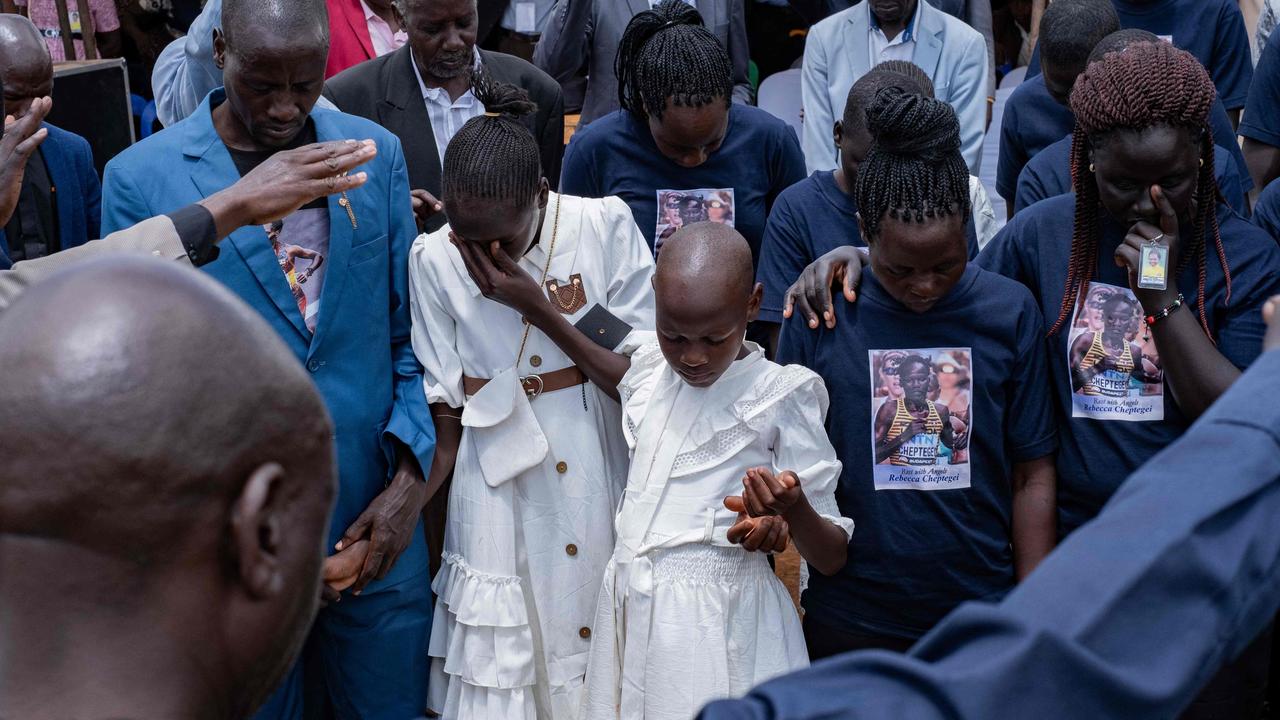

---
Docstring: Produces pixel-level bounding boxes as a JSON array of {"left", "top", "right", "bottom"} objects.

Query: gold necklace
[{"left": 515, "top": 195, "right": 562, "bottom": 367}]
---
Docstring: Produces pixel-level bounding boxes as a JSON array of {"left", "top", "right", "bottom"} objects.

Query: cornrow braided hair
[
  {"left": 615, "top": 0, "right": 734, "bottom": 121},
  {"left": 853, "top": 87, "right": 971, "bottom": 238},
  {"left": 1053, "top": 40, "right": 1229, "bottom": 339},
  {"left": 441, "top": 71, "right": 542, "bottom": 205},
  {"left": 843, "top": 62, "right": 932, "bottom": 130}
]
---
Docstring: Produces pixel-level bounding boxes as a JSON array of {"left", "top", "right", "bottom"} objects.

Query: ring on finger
[
  {"left": 1149, "top": 232, "right": 1166, "bottom": 244},
  {"left": 326, "top": 175, "right": 337, "bottom": 190},
  {"left": 325, "top": 156, "right": 340, "bottom": 171}
]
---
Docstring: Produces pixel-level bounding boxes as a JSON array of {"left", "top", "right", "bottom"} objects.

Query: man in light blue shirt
[
  {"left": 800, "top": 0, "right": 988, "bottom": 173},
  {"left": 699, "top": 298, "right": 1280, "bottom": 719}
]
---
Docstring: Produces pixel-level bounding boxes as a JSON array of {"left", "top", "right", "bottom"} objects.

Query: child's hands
[
  {"left": 742, "top": 467, "right": 804, "bottom": 520},
  {"left": 322, "top": 538, "right": 372, "bottom": 596},
  {"left": 724, "top": 495, "right": 791, "bottom": 553}
]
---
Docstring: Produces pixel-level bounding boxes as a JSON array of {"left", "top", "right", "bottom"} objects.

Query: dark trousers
[
  {"left": 804, "top": 615, "right": 917, "bottom": 662},
  {"left": 252, "top": 568, "right": 434, "bottom": 720}
]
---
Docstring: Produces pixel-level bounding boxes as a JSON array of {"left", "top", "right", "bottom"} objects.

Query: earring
[
  {"left": 1088, "top": 163, "right": 1095, "bottom": 173},
  {"left": 1199, "top": 158, "right": 1205, "bottom": 168}
]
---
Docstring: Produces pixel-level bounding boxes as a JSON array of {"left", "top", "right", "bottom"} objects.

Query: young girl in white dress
[
  {"left": 408, "top": 78, "right": 656, "bottom": 719},
  {"left": 580, "top": 223, "right": 854, "bottom": 720}
]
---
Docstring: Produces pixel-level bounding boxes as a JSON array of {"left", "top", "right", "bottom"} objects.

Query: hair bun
[
  {"left": 865, "top": 86, "right": 961, "bottom": 161},
  {"left": 646, "top": 0, "right": 705, "bottom": 27},
  {"left": 471, "top": 70, "right": 538, "bottom": 120}
]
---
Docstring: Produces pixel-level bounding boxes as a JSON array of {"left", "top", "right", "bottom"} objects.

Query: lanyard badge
[{"left": 1137, "top": 238, "right": 1170, "bottom": 291}]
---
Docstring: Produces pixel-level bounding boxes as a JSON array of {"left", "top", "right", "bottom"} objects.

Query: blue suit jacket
[
  {"left": 0, "top": 123, "right": 101, "bottom": 263},
  {"left": 101, "top": 90, "right": 436, "bottom": 591},
  {"left": 800, "top": 0, "right": 988, "bottom": 174}
]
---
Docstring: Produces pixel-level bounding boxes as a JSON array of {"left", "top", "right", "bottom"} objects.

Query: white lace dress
[
  {"left": 408, "top": 193, "right": 656, "bottom": 719},
  {"left": 580, "top": 343, "right": 853, "bottom": 720}
]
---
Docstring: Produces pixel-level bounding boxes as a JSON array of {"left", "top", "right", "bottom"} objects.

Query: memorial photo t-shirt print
[
  {"left": 654, "top": 188, "right": 735, "bottom": 252},
  {"left": 869, "top": 348, "right": 973, "bottom": 491},
  {"left": 1065, "top": 282, "right": 1164, "bottom": 421}
]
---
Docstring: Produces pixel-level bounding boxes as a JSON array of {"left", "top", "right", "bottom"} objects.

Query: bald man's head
[
  {"left": 653, "top": 223, "right": 761, "bottom": 387},
  {"left": 221, "top": 0, "right": 329, "bottom": 56},
  {"left": 0, "top": 15, "right": 52, "bottom": 119},
  {"left": 0, "top": 258, "right": 335, "bottom": 714}
]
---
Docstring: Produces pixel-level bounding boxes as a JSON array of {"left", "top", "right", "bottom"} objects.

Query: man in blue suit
[
  {"left": 800, "top": 0, "right": 988, "bottom": 173},
  {"left": 100, "top": 0, "right": 437, "bottom": 717},
  {"left": 0, "top": 16, "right": 101, "bottom": 263}
]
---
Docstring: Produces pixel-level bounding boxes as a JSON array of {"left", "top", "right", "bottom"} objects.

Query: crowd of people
[{"left": 5, "top": 0, "right": 1280, "bottom": 719}]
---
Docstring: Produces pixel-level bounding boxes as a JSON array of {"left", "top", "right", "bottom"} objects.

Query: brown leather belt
[{"left": 463, "top": 366, "right": 587, "bottom": 399}]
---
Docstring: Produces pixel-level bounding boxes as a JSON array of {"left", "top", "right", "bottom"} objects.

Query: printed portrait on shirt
[
  {"left": 654, "top": 189, "right": 735, "bottom": 252},
  {"left": 869, "top": 347, "right": 972, "bottom": 491},
  {"left": 1066, "top": 283, "right": 1164, "bottom": 421},
  {"left": 264, "top": 208, "right": 330, "bottom": 333}
]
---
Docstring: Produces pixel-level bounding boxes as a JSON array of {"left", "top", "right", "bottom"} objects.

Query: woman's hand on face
[
  {"left": 783, "top": 245, "right": 866, "bottom": 331},
  {"left": 450, "top": 234, "right": 549, "bottom": 317},
  {"left": 1118, "top": 185, "right": 1182, "bottom": 311}
]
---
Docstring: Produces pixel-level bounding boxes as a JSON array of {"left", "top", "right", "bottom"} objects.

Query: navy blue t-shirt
[
  {"left": 1251, "top": 177, "right": 1280, "bottom": 242},
  {"left": 978, "top": 194, "right": 1280, "bottom": 535},
  {"left": 996, "top": 75, "right": 1075, "bottom": 204},
  {"left": 1027, "top": 0, "right": 1253, "bottom": 110},
  {"left": 754, "top": 171, "right": 979, "bottom": 324},
  {"left": 1241, "top": 27, "right": 1280, "bottom": 150},
  {"left": 560, "top": 104, "right": 807, "bottom": 262},
  {"left": 998, "top": 80, "right": 1246, "bottom": 205},
  {"left": 1014, "top": 136, "right": 1247, "bottom": 216},
  {"left": 778, "top": 264, "right": 1057, "bottom": 640}
]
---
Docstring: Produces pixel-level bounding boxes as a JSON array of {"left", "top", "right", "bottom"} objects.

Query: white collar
[{"left": 411, "top": 47, "right": 484, "bottom": 100}]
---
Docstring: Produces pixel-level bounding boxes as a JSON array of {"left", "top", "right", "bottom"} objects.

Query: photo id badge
[{"left": 1138, "top": 242, "right": 1169, "bottom": 291}]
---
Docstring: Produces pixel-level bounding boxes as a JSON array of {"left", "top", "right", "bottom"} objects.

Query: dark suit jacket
[
  {"left": 0, "top": 123, "right": 101, "bottom": 264},
  {"left": 478, "top": 0, "right": 511, "bottom": 45},
  {"left": 323, "top": 46, "right": 565, "bottom": 234}
]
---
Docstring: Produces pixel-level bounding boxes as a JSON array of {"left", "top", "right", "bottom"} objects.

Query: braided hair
[
  {"left": 843, "top": 61, "right": 933, "bottom": 130},
  {"left": 615, "top": 0, "right": 734, "bottom": 121},
  {"left": 1051, "top": 41, "right": 1229, "bottom": 338},
  {"left": 441, "top": 72, "right": 542, "bottom": 206},
  {"left": 853, "top": 87, "right": 971, "bottom": 238}
]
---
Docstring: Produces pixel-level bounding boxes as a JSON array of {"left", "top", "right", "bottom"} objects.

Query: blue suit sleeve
[
  {"left": 100, "top": 159, "right": 154, "bottom": 236},
  {"left": 701, "top": 349, "right": 1280, "bottom": 720},
  {"left": 380, "top": 140, "right": 437, "bottom": 478},
  {"left": 948, "top": 28, "right": 989, "bottom": 174},
  {"left": 78, "top": 136, "right": 102, "bottom": 241},
  {"left": 151, "top": 0, "right": 223, "bottom": 128}
]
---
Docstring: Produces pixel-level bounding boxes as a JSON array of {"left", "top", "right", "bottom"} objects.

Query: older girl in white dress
[
  {"left": 408, "top": 80, "right": 656, "bottom": 719},
  {"left": 581, "top": 223, "right": 853, "bottom": 720}
]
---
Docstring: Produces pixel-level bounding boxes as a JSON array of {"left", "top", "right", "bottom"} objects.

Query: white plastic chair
[{"left": 758, "top": 68, "right": 804, "bottom": 141}]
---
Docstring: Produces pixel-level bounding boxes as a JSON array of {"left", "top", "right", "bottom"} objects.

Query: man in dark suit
[
  {"left": 0, "top": 16, "right": 101, "bottom": 262},
  {"left": 324, "top": 0, "right": 564, "bottom": 234}
]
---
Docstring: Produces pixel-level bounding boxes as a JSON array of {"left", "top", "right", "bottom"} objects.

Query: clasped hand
[{"left": 724, "top": 467, "right": 804, "bottom": 553}]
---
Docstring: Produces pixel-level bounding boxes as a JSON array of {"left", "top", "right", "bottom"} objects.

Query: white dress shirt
[
  {"left": 411, "top": 47, "right": 486, "bottom": 168},
  {"left": 868, "top": 6, "right": 919, "bottom": 67}
]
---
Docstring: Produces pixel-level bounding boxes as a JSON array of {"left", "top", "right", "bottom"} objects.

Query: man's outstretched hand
[
  {"left": 200, "top": 139, "right": 378, "bottom": 240},
  {"left": 0, "top": 97, "right": 52, "bottom": 229}
]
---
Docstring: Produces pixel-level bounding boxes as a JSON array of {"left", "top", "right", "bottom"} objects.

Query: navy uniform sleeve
[
  {"left": 976, "top": 215, "right": 1034, "bottom": 287},
  {"left": 1209, "top": 99, "right": 1250, "bottom": 192},
  {"left": 1210, "top": 0, "right": 1254, "bottom": 111},
  {"left": 756, "top": 194, "right": 809, "bottom": 325},
  {"left": 1241, "top": 31, "right": 1280, "bottom": 148},
  {"left": 767, "top": 124, "right": 809, "bottom": 209},
  {"left": 1006, "top": 293, "right": 1057, "bottom": 462},
  {"left": 1252, "top": 179, "right": 1280, "bottom": 241},
  {"left": 995, "top": 98, "right": 1025, "bottom": 204},
  {"left": 776, "top": 310, "right": 820, "bottom": 370},
  {"left": 560, "top": 131, "right": 599, "bottom": 198},
  {"left": 1214, "top": 224, "right": 1280, "bottom": 370},
  {"left": 1013, "top": 159, "right": 1055, "bottom": 214}
]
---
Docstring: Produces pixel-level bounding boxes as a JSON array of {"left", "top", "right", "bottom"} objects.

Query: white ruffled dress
[
  {"left": 407, "top": 193, "right": 657, "bottom": 719},
  {"left": 580, "top": 343, "right": 853, "bottom": 720}
]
